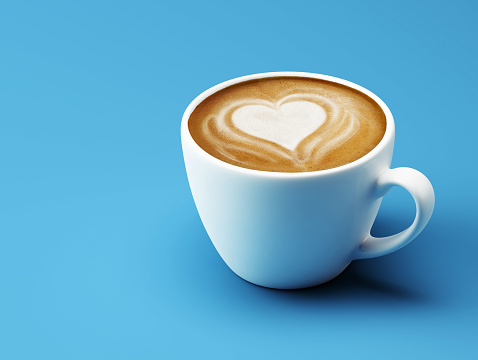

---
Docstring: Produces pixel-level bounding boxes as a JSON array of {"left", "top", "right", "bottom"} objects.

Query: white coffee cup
[{"left": 181, "top": 72, "right": 435, "bottom": 289}]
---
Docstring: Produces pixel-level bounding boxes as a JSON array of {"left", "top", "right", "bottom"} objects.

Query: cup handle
[{"left": 353, "top": 167, "right": 435, "bottom": 260}]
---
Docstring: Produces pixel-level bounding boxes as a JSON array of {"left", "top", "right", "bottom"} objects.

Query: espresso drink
[{"left": 188, "top": 77, "right": 386, "bottom": 172}]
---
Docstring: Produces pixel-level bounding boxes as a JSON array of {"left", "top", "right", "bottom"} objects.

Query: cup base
[{"left": 229, "top": 263, "right": 350, "bottom": 290}]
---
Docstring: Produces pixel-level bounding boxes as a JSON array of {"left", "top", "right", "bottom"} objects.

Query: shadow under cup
[{"left": 181, "top": 72, "right": 435, "bottom": 289}]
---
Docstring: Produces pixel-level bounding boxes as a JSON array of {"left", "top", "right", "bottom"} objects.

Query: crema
[{"left": 188, "top": 77, "right": 386, "bottom": 172}]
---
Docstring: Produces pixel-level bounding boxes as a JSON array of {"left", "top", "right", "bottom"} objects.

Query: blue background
[{"left": 1, "top": 1, "right": 477, "bottom": 358}]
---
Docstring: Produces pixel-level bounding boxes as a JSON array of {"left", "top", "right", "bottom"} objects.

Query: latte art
[
  {"left": 231, "top": 98, "right": 327, "bottom": 151},
  {"left": 189, "top": 77, "right": 386, "bottom": 172}
]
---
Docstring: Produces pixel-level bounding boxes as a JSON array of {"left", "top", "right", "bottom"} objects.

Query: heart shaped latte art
[
  {"left": 198, "top": 92, "right": 361, "bottom": 172},
  {"left": 231, "top": 101, "right": 327, "bottom": 151}
]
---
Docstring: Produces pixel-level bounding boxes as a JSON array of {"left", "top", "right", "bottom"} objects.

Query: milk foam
[
  {"left": 201, "top": 93, "right": 359, "bottom": 168},
  {"left": 232, "top": 98, "right": 326, "bottom": 151}
]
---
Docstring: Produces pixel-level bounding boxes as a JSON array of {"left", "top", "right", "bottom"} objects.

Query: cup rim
[{"left": 181, "top": 71, "right": 395, "bottom": 178}]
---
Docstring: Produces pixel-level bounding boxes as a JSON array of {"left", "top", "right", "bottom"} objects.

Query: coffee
[{"left": 188, "top": 76, "right": 386, "bottom": 172}]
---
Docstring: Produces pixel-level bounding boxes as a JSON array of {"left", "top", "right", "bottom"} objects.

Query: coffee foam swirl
[
  {"left": 189, "top": 77, "right": 386, "bottom": 172},
  {"left": 201, "top": 92, "right": 361, "bottom": 170},
  {"left": 232, "top": 97, "right": 327, "bottom": 151}
]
